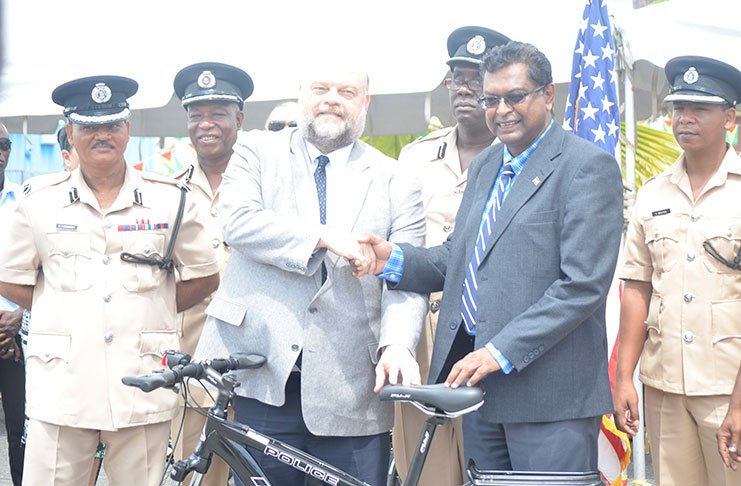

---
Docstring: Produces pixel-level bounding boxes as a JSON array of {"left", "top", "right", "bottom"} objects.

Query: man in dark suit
[{"left": 357, "top": 41, "right": 623, "bottom": 472}]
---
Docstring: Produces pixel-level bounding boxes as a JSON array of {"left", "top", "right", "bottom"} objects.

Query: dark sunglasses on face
[
  {"left": 478, "top": 85, "right": 546, "bottom": 110},
  {"left": 267, "top": 120, "right": 297, "bottom": 132},
  {"left": 0, "top": 138, "right": 11, "bottom": 151}
]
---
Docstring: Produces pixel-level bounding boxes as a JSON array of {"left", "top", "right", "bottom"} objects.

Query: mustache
[
  {"left": 93, "top": 141, "right": 115, "bottom": 149},
  {"left": 315, "top": 104, "right": 343, "bottom": 117}
]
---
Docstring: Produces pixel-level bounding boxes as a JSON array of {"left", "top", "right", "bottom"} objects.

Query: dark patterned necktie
[
  {"left": 315, "top": 155, "right": 329, "bottom": 282},
  {"left": 460, "top": 161, "right": 515, "bottom": 335}
]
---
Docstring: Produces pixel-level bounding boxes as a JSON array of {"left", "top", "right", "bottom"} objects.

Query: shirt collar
[
  {"left": 304, "top": 140, "right": 354, "bottom": 169},
  {"left": 0, "top": 180, "right": 20, "bottom": 207},
  {"left": 502, "top": 118, "right": 554, "bottom": 174}
]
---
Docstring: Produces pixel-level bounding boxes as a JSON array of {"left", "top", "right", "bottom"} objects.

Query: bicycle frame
[
  {"left": 170, "top": 373, "right": 454, "bottom": 486},
  {"left": 123, "top": 355, "right": 480, "bottom": 486}
]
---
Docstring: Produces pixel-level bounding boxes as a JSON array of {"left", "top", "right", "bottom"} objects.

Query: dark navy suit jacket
[{"left": 396, "top": 123, "right": 624, "bottom": 424}]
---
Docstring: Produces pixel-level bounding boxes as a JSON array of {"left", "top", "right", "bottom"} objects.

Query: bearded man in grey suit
[
  {"left": 356, "top": 42, "right": 623, "bottom": 473},
  {"left": 194, "top": 63, "right": 427, "bottom": 486}
]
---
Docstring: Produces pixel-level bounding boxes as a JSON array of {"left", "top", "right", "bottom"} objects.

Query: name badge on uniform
[
  {"left": 651, "top": 208, "right": 671, "bottom": 217},
  {"left": 55, "top": 223, "right": 78, "bottom": 231}
]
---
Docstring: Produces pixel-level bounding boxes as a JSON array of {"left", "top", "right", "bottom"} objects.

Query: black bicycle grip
[
  {"left": 230, "top": 353, "right": 267, "bottom": 370},
  {"left": 122, "top": 371, "right": 174, "bottom": 392}
]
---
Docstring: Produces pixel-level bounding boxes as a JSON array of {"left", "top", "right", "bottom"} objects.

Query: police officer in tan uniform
[
  {"left": 392, "top": 26, "right": 509, "bottom": 485},
  {"left": 170, "top": 62, "right": 253, "bottom": 486},
  {"left": 614, "top": 56, "right": 741, "bottom": 486},
  {"left": 0, "top": 75, "right": 220, "bottom": 486}
]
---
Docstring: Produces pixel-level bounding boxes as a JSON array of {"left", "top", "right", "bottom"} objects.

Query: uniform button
[
  {"left": 727, "top": 230, "right": 733, "bottom": 237},
  {"left": 683, "top": 332, "right": 695, "bottom": 343},
  {"left": 102, "top": 255, "right": 111, "bottom": 265},
  {"left": 210, "top": 208, "right": 218, "bottom": 217},
  {"left": 686, "top": 252, "right": 695, "bottom": 262},
  {"left": 690, "top": 214, "right": 699, "bottom": 222},
  {"left": 454, "top": 188, "right": 464, "bottom": 195},
  {"left": 104, "top": 221, "right": 113, "bottom": 229},
  {"left": 683, "top": 293, "right": 693, "bottom": 303},
  {"left": 103, "top": 294, "right": 112, "bottom": 303},
  {"left": 211, "top": 239, "right": 221, "bottom": 249},
  {"left": 430, "top": 301, "right": 440, "bottom": 313},
  {"left": 449, "top": 322, "right": 457, "bottom": 330},
  {"left": 291, "top": 344, "right": 299, "bottom": 352},
  {"left": 538, "top": 345, "right": 545, "bottom": 352},
  {"left": 104, "top": 332, "right": 113, "bottom": 343},
  {"left": 443, "top": 223, "right": 453, "bottom": 232},
  {"left": 308, "top": 307, "right": 318, "bottom": 314},
  {"left": 523, "top": 356, "right": 530, "bottom": 363},
  {"left": 143, "top": 248, "right": 151, "bottom": 255},
  {"left": 61, "top": 250, "right": 69, "bottom": 257}
]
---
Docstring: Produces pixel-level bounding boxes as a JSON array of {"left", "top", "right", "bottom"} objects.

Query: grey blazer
[
  {"left": 195, "top": 129, "right": 427, "bottom": 436},
  {"left": 396, "top": 124, "right": 623, "bottom": 423}
]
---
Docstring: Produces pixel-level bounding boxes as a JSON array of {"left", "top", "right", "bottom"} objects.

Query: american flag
[
  {"left": 564, "top": 2, "right": 630, "bottom": 485},
  {"left": 563, "top": 0, "right": 621, "bottom": 159}
]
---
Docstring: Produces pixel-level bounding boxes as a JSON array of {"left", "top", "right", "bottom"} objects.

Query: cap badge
[
  {"left": 91, "top": 83, "right": 112, "bottom": 104},
  {"left": 683, "top": 67, "right": 699, "bottom": 84},
  {"left": 197, "top": 70, "right": 216, "bottom": 89},
  {"left": 466, "top": 35, "right": 486, "bottom": 56}
]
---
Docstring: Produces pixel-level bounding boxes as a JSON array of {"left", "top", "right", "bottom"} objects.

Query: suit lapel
[
  {"left": 289, "top": 131, "right": 320, "bottom": 224},
  {"left": 481, "top": 126, "right": 563, "bottom": 262},
  {"left": 324, "top": 142, "right": 373, "bottom": 277},
  {"left": 339, "top": 141, "right": 373, "bottom": 233},
  {"left": 464, "top": 147, "right": 502, "bottom": 256}
]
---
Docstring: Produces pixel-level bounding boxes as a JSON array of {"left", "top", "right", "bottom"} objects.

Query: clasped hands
[
  {"left": 320, "top": 231, "right": 499, "bottom": 388},
  {"left": 316, "top": 230, "right": 391, "bottom": 277},
  {"left": 0, "top": 309, "right": 23, "bottom": 361}
]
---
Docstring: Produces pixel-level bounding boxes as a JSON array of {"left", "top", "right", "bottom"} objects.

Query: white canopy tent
[{"left": 0, "top": 0, "right": 739, "bottom": 137}]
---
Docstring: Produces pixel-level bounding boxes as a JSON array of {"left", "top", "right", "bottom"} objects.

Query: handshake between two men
[{"left": 316, "top": 229, "right": 502, "bottom": 394}]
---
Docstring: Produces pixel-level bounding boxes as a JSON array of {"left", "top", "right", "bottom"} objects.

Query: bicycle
[{"left": 123, "top": 352, "right": 604, "bottom": 486}]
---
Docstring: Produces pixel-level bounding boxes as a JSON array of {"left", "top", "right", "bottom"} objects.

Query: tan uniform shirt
[
  {"left": 398, "top": 126, "right": 468, "bottom": 379},
  {"left": 172, "top": 164, "right": 230, "bottom": 356},
  {"left": 619, "top": 146, "right": 741, "bottom": 396},
  {"left": 0, "top": 164, "right": 219, "bottom": 430}
]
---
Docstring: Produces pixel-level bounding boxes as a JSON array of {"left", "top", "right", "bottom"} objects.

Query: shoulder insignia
[
  {"left": 21, "top": 171, "right": 71, "bottom": 198},
  {"left": 171, "top": 164, "right": 194, "bottom": 181},
  {"left": 399, "top": 126, "right": 455, "bottom": 161},
  {"left": 140, "top": 170, "right": 182, "bottom": 186}
]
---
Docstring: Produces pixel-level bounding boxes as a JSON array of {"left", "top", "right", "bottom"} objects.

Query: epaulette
[
  {"left": 20, "top": 171, "right": 71, "bottom": 198},
  {"left": 140, "top": 170, "right": 184, "bottom": 187},
  {"left": 405, "top": 126, "right": 454, "bottom": 148},
  {"left": 171, "top": 164, "right": 194, "bottom": 182},
  {"left": 399, "top": 126, "right": 455, "bottom": 161}
]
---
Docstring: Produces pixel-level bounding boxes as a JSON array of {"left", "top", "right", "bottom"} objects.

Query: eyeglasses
[
  {"left": 478, "top": 85, "right": 546, "bottom": 110},
  {"left": 0, "top": 138, "right": 11, "bottom": 151},
  {"left": 267, "top": 120, "right": 297, "bottom": 132},
  {"left": 444, "top": 77, "right": 483, "bottom": 92}
]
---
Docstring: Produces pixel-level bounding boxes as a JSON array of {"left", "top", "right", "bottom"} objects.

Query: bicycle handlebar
[{"left": 122, "top": 352, "right": 266, "bottom": 393}]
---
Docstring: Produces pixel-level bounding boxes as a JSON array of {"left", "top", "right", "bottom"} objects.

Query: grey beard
[{"left": 298, "top": 110, "right": 366, "bottom": 154}]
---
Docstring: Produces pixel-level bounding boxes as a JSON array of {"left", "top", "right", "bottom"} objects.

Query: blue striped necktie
[
  {"left": 460, "top": 161, "right": 515, "bottom": 335},
  {"left": 314, "top": 155, "right": 329, "bottom": 282}
]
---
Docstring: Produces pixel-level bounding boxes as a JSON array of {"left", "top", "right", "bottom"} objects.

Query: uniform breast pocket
[
  {"left": 702, "top": 220, "right": 741, "bottom": 274},
  {"left": 644, "top": 218, "right": 681, "bottom": 273},
  {"left": 45, "top": 232, "right": 93, "bottom": 291},
  {"left": 121, "top": 233, "right": 167, "bottom": 292}
]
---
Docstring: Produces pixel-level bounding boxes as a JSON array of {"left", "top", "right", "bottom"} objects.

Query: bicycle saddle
[{"left": 379, "top": 383, "right": 484, "bottom": 414}]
